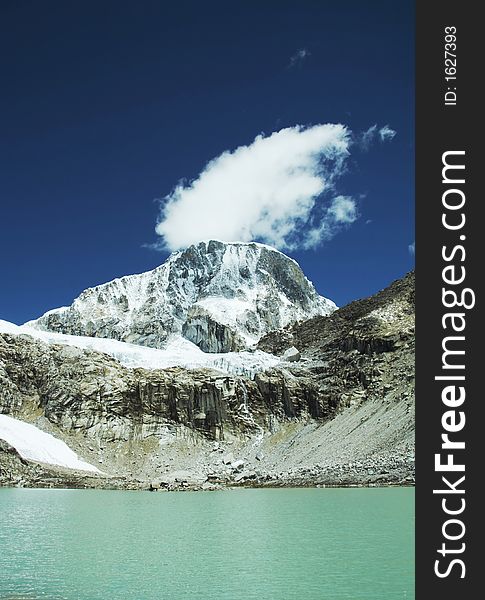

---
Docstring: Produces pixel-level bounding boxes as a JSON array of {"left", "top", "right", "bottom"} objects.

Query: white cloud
[
  {"left": 328, "top": 195, "right": 358, "bottom": 223},
  {"left": 361, "top": 125, "right": 378, "bottom": 150},
  {"left": 289, "top": 48, "right": 311, "bottom": 67},
  {"left": 361, "top": 124, "right": 396, "bottom": 150},
  {"left": 302, "top": 195, "right": 358, "bottom": 250},
  {"left": 409, "top": 241, "right": 415, "bottom": 255},
  {"left": 379, "top": 125, "right": 396, "bottom": 142},
  {"left": 156, "top": 124, "right": 354, "bottom": 251}
]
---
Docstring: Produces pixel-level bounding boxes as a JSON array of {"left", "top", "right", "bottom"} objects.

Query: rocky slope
[
  {"left": 0, "top": 272, "right": 414, "bottom": 490},
  {"left": 26, "top": 241, "right": 336, "bottom": 353}
]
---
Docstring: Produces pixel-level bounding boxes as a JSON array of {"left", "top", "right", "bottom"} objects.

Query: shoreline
[
  {"left": 1, "top": 438, "right": 414, "bottom": 491},
  {"left": 0, "top": 471, "right": 415, "bottom": 492},
  {"left": 0, "top": 481, "right": 415, "bottom": 492}
]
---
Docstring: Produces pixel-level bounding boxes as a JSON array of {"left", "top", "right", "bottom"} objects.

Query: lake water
[{"left": 0, "top": 487, "right": 414, "bottom": 599}]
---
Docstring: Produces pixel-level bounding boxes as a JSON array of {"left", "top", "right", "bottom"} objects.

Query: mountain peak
[{"left": 26, "top": 241, "right": 336, "bottom": 352}]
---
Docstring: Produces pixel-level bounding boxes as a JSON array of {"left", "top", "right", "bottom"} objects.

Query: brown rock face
[{"left": 0, "top": 334, "right": 331, "bottom": 444}]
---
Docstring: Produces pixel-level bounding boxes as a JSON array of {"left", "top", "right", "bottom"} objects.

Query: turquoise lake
[{"left": 0, "top": 487, "right": 414, "bottom": 599}]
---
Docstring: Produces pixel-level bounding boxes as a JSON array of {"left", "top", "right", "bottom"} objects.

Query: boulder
[
  {"left": 222, "top": 453, "right": 234, "bottom": 465},
  {"left": 282, "top": 346, "right": 301, "bottom": 362}
]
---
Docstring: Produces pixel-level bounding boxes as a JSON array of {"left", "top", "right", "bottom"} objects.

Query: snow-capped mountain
[{"left": 26, "top": 240, "right": 336, "bottom": 352}]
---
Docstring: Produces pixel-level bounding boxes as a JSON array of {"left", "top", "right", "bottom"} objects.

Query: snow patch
[{"left": 0, "top": 414, "right": 100, "bottom": 473}]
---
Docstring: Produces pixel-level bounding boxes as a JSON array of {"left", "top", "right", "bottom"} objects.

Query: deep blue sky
[{"left": 0, "top": 1, "right": 414, "bottom": 324}]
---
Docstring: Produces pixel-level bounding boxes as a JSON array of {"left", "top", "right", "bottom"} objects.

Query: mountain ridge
[
  {"left": 26, "top": 240, "right": 336, "bottom": 353},
  {"left": 1, "top": 271, "right": 414, "bottom": 490}
]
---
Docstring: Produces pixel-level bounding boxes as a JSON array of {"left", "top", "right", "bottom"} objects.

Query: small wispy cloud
[
  {"left": 302, "top": 195, "right": 359, "bottom": 250},
  {"left": 408, "top": 241, "right": 415, "bottom": 255},
  {"left": 379, "top": 125, "right": 396, "bottom": 142},
  {"left": 328, "top": 195, "right": 358, "bottom": 224},
  {"left": 360, "top": 124, "right": 397, "bottom": 150},
  {"left": 289, "top": 48, "right": 311, "bottom": 68}
]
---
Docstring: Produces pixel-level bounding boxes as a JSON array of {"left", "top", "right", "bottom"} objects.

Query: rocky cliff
[
  {"left": 0, "top": 272, "right": 414, "bottom": 490},
  {"left": 26, "top": 241, "right": 336, "bottom": 353}
]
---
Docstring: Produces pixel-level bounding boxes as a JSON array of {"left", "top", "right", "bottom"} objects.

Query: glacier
[{"left": 0, "top": 319, "right": 280, "bottom": 377}]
